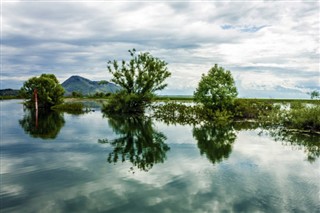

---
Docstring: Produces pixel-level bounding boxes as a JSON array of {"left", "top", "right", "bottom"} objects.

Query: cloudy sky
[{"left": 1, "top": 0, "right": 319, "bottom": 98}]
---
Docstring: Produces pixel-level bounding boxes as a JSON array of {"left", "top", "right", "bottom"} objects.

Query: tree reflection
[
  {"left": 99, "top": 114, "right": 170, "bottom": 172},
  {"left": 19, "top": 108, "right": 65, "bottom": 139},
  {"left": 193, "top": 122, "right": 237, "bottom": 164},
  {"left": 267, "top": 129, "right": 320, "bottom": 163}
]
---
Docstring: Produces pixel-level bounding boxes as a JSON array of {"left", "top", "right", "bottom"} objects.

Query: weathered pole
[
  {"left": 34, "top": 88, "right": 38, "bottom": 110},
  {"left": 34, "top": 89, "right": 38, "bottom": 128}
]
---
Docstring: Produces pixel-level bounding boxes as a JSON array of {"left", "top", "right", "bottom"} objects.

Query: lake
[{"left": 1, "top": 100, "right": 319, "bottom": 213}]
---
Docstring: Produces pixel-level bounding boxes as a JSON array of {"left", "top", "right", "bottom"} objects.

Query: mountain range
[{"left": 61, "top": 75, "right": 120, "bottom": 96}]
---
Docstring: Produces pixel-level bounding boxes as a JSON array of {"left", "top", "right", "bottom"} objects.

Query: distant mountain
[{"left": 61, "top": 75, "right": 121, "bottom": 96}]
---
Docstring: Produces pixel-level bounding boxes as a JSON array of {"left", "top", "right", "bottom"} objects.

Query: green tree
[
  {"left": 20, "top": 74, "right": 65, "bottom": 108},
  {"left": 103, "top": 49, "right": 171, "bottom": 113},
  {"left": 310, "top": 90, "right": 320, "bottom": 100},
  {"left": 194, "top": 64, "right": 238, "bottom": 111}
]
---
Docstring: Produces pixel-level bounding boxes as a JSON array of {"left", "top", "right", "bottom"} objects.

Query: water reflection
[
  {"left": 99, "top": 114, "right": 170, "bottom": 172},
  {"left": 19, "top": 108, "right": 65, "bottom": 139},
  {"left": 2, "top": 100, "right": 319, "bottom": 212},
  {"left": 193, "top": 122, "right": 237, "bottom": 164},
  {"left": 267, "top": 129, "right": 320, "bottom": 162}
]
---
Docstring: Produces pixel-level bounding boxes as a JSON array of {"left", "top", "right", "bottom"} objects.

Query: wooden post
[
  {"left": 34, "top": 89, "right": 38, "bottom": 128},
  {"left": 34, "top": 88, "right": 38, "bottom": 111}
]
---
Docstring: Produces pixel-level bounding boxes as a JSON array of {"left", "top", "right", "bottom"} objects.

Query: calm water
[{"left": 1, "top": 100, "right": 319, "bottom": 213}]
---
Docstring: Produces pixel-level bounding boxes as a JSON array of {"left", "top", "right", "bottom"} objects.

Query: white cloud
[{"left": 1, "top": 1, "right": 319, "bottom": 98}]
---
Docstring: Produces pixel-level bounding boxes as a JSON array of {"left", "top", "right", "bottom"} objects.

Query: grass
[
  {"left": 63, "top": 95, "right": 320, "bottom": 104},
  {"left": 154, "top": 95, "right": 194, "bottom": 101},
  {"left": 0, "top": 96, "right": 23, "bottom": 100},
  {"left": 51, "top": 102, "right": 85, "bottom": 114}
]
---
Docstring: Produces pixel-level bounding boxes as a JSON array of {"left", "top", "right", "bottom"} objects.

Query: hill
[
  {"left": 61, "top": 75, "right": 121, "bottom": 96},
  {"left": 0, "top": 89, "right": 20, "bottom": 97}
]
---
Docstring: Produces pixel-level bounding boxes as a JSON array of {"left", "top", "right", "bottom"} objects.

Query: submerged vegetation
[
  {"left": 51, "top": 102, "right": 86, "bottom": 114},
  {"left": 153, "top": 99, "right": 320, "bottom": 133},
  {"left": 260, "top": 103, "right": 320, "bottom": 133}
]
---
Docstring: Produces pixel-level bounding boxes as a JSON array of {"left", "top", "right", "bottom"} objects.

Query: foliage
[
  {"left": 51, "top": 102, "right": 85, "bottom": 114},
  {"left": 259, "top": 103, "right": 320, "bottom": 133},
  {"left": 155, "top": 95, "right": 193, "bottom": 101},
  {"left": 284, "top": 105, "right": 320, "bottom": 132},
  {"left": 71, "top": 91, "right": 83, "bottom": 98},
  {"left": 194, "top": 64, "right": 238, "bottom": 111},
  {"left": 88, "top": 92, "right": 111, "bottom": 98},
  {"left": 19, "top": 108, "right": 65, "bottom": 139},
  {"left": 152, "top": 102, "right": 197, "bottom": 125},
  {"left": 233, "top": 99, "right": 277, "bottom": 119},
  {"left": 310, "top": 90, "right": 320, "bottom": 100},
  {"left": 103, "top": 90, "right": 154, "bottom": 113},
  {"left": 103, "top": 49, "right": 171, "bottom": 113},
  {"left": 152, "top": 102, "right": 233, "bottom": 125},
  {"left": 98, "top": 114, "right": 169, "bottom": 172},
  {"left": 20, "top": 74, "right": 65, "bottom": 108}
]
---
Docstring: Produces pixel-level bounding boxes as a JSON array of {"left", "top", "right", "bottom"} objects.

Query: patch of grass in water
[{"left": 51, "top": 102, "right": 86, "bottom": 114}]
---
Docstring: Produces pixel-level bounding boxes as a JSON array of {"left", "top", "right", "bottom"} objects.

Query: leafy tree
[
  {"left": 310, "top": 90, "right": 320, "bottom": 100},
  {"left": 103, "top": 49, "right": 171, "bottom": 113},
  {"left": 194, "top": 64, "right": 238, "bottom": 111},
  {"left": 20, "top": 74, "right": 65, "bottom": 109}
]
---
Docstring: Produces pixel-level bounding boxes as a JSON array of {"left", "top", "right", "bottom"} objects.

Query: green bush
[
  {"left": 285, "top": 105, "right": 320, "bottom": 132},
  {"left": 233, "top": 99, "right": 276, "bottom": 119},
  {"left": 102, "top": 91, "right": 153, "bottom": 114},
  {"left": 51, "top": 102, "right": 85, "bottom": 114},
  {"left": 153, "top": 102, "right": 233, "bottom": 125}
]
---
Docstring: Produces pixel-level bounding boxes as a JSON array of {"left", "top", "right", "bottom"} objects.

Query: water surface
[{"left": 1, "top": 100, "right": 319, "bottom": 212}]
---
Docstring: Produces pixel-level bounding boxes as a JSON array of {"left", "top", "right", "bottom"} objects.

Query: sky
[{"left": 1, "top": 0, "right": 319, "bottom": 98}]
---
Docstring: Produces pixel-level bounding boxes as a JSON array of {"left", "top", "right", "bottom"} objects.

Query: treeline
[
  {"left": 67, "top": 91, "right": 112, "bottom": 98},
  {"left": 0, "top": 89, "right": 21, "bottom": 99}
]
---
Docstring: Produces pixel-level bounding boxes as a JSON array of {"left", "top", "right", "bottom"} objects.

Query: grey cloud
[{"left": 2, "top": 2, "right": 319, "bottom": 97}]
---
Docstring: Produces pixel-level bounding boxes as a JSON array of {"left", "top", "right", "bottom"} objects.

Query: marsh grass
[
  {"left": 153, "top": 99, "right": 320, "bottom": 133},
  {"left": 51, "top": 102, "right": 85, "bottom": 114},
  {"left": 284, "top": 105, "right": 320, "bottom": 132}
]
